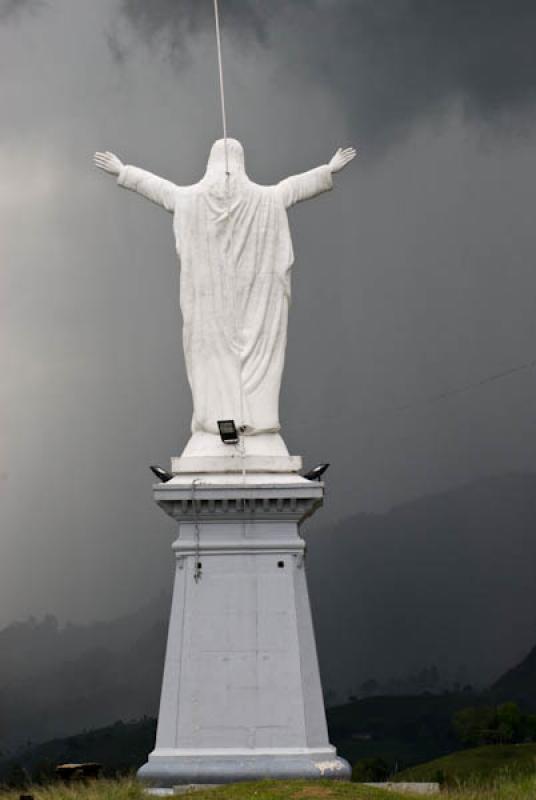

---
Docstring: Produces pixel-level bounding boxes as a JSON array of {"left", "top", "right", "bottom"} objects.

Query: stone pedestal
[{"left": 138, "top": 437, "right": 349, "bottom": 790}]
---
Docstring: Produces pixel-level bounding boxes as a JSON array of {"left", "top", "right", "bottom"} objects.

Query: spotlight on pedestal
[
  {"left": 303, "top": 463, "right": 330, "bottom": 481},
  {"left": 217, "top": 419, "right": 239, "bottom": 444},
  {"left": 150, "top": 465, "right": 173, "bottom": 483}
]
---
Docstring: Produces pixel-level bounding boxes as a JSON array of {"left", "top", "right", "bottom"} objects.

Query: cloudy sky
[{"left": 2, "top": 0, "right": 536, "bottom": 628}]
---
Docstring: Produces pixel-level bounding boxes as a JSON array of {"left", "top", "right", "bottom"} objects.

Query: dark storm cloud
[
  {"left": 118, "top": 0, "right": 268, "bottom": 64},
  {"left": 0, "top": 0, "right": 44, "bottom": 22},
  {"left": 119, "top": 0, "right": 536, "bottom": 146}
]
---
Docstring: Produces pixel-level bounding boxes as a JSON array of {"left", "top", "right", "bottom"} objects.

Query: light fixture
[
  {"left": 217, "top": 419, "right": 239, "bottom": 444},
  {"left": 150, "top": 465, "right": 173, "bottom": 483},
  {"left": 303, "top": 463, "right": 330, "bottom": 481}
]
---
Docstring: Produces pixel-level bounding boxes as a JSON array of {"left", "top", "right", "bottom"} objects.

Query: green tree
[
  {"left": 452, "top": 705, "right": 497, "bottom": 746},
  {"left": 496, "top": 702, "right": 522, "bottom": 743}
]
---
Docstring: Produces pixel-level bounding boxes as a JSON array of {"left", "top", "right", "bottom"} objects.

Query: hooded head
[{"left": 204, "top": 138, "right": 246, "bottom": 178}]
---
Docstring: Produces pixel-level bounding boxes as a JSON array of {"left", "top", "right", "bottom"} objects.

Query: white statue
[{"left": 93, "top": 140, "right": 355, "bottom": 436}]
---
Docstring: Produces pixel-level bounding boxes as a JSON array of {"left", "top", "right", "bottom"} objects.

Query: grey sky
[
  {"left": 2, "top": 0, "right": 536, "bottom": 640},
  {"left": 120, "top": 0, "right": 536, "bottom": 148}
]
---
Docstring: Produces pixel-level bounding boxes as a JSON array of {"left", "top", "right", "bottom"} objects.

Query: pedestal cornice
[{"left": 154, "top": 477, "right": 324, "bottom": 524}]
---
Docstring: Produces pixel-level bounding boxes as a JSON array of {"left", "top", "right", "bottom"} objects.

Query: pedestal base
[
  {"left": 138, "top": 465, "right": 350, "bottom": 790},
  {"left": 139, "top": 748, "right": 349, "bottom": 787},
  {"left": 172, "top": 432, "right": 302, "bottom": 474}
]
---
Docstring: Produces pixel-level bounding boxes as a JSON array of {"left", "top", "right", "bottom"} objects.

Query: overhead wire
[
  {"left": 286, "top": 353, "right": 536, "bottom": 435},
  {"left": 213, "top": 0, "right": 229, "bottom": 176},
  {"left": 392, "top": 357, "right": 536, "bottom": 413}
]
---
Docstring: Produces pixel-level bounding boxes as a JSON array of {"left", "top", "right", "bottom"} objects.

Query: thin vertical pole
[{"left": 213, "top": 0, "right": 229, "bottom": 175}]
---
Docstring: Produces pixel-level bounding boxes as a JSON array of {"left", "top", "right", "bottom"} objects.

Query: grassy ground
[
  {"left": 0, "top": 778, "right": 416, "bottom": 800},
  {"left": 396, "top": 743, "right": 536, "bottom": 785},
  {"left": 3, "top": 774, "right": 536, "bottom": 800},
  {"left": 443, "top": 775, "right": 536, "bottom": 799}
]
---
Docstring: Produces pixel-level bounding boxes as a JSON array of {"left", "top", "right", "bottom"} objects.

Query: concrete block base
[
  {"left": 138, "top": 467, "right": 349, "bottom": 790},
  {"left": 139, "top": 749, "right": 350, "bottom": 787}
]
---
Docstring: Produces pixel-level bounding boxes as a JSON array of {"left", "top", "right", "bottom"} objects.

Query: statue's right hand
[
  {"left": 328, "top": 146, "right": 357, "bottom": 174},
  {"left": 93, "top": 151, "right": 124, "bottom": 176}
]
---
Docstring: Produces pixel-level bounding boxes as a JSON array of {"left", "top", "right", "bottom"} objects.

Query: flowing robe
[{"left": 118, "top": 139, "right": 332, "bottom": 435}]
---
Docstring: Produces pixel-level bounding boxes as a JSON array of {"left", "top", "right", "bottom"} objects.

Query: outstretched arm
[
  {"left": 277, "top": 146, "right": 357, "bottom": 209},
  {"left": 93, "top": 151, "right": 178, "bottom": 213}
]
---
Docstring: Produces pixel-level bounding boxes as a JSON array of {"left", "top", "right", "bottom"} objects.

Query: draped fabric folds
[{"left": 118, "top": 139, "right": 333, "bottom": 435}]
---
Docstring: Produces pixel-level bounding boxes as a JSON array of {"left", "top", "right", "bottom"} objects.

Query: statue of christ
[{"left": 93, "top": 140, "right": 355, "bottom": 436}]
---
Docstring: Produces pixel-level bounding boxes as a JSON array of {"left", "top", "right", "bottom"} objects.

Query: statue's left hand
[
  {"left": 329, "top": 146, "right": 357, "bottom": 174},
  {"left": 93, "top": 151, "right": 124, "bottom": 176}
]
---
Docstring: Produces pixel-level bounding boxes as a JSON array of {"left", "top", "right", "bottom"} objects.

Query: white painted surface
[
  {"left": 164, "top": 472, "right": 310, "bottom": 487},
  {"left": 173, "top": 456, "right": 302, "bottom": 474},
  {"left": 156, "top": 533, "right": 324, "bottom": 750},
  {"left": 95, "top": 142, "right": 355, "bottom": 443},
  {"left": 139, "top": 476, "right": 350, "bottom": 785},
  {"left": 117, "top": 139, "right": 333, "bottom": 436},
  {"left": 181, "top": 432, "right": 291, "bottom": 458}
]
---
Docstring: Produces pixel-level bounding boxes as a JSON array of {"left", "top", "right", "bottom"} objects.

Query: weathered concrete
[
  {"left": 363, "top": 783, "right": 441, "bottom": 795},
  {"left": 138, "top": 471, "right": 350, "bottom": 789}
]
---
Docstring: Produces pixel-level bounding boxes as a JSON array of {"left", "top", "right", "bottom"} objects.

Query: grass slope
[
  {"left": 397, "top": 742, "right": 536, "bottom": 785},
  {"left": 0, "top": 779, "right": 418, "bottom": 800},
  {"left": 5, "top": 776, "right": 536, "bottom": 800}
]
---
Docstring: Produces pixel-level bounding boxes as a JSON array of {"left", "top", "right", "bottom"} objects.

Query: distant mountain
[
  {"left": 306, "top": 472, "right": 536, "bottom": 696},
  {"left": 0, "top": 718, "right": 156, "bottom": 782},
  {"left": 0, "top": 593, "right": 169, "bottom": 689},
  {"left": 0, "top": 595, "right": 169, "bottom": 752},
  {"left": 491, "top": 643, "right": 536, "bottom": 710}
]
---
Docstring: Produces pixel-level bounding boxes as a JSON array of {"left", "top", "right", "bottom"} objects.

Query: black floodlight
[
  {"left": 303, "top": 463, "right": 330, "bottom": 481},
  {"left": 150, "top": 464, "right": 173, "bottom": 483},
  {"left": 217, "top": 419, "right": 239, "bottom": 444}
]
